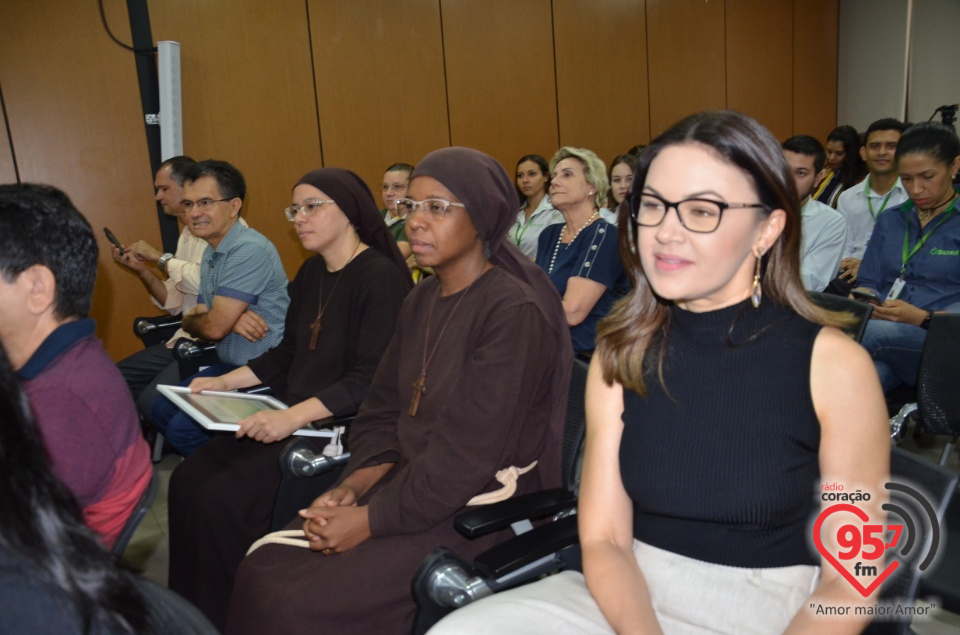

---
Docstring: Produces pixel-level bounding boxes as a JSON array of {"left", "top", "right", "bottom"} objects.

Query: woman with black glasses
[{"left": 432, "top": 111, "right": 889, "bottom": 635}]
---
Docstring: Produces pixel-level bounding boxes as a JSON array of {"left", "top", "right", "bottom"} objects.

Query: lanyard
[
  {"left": 513, "top": 213, "right": 530, "bottom": 246},
  {"left": 866, "top": 178, "right": 895, "bottom": 220},
  {"left": 900, "top": 199, "right": 958, "bottom": 272}
]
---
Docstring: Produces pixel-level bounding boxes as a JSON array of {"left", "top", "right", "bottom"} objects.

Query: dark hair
[
  {"left": 783, "top": 135, "right": 826, "bottom": 174},
  {"left": 607, "top": 154, "right": 638, "bottom": 209},
  {"left": 384, "top": 163, "right": 415, "bottom": 178},
  {"left": 183, "top": 159, "right": 246, "bottom": 205},
  {"left": 0, "top": 345, "right": 146, "bottom": 633},
  {"left": 159, "top": 155, "right": 196, "bottom": 186},
  {"left": 514, "top": 154, "right": 551, "bottom": 205},
  {"left": 0, "top": 184, "right": 98, "bottom": 320},
  {"left": 865, "top": 118, "right": 907, "bottom": 141},
  {"left": 826, "top": 125, "right": 866, "bottom": 190},
  {"left": 627, "top": 144, "right": 647, "bottom": 157},
  {"left": 597, "top": 110, "right": 845, "bottom": 394},
  {"left": 895, "top": 121, "right": 960, "bottom": 166}
]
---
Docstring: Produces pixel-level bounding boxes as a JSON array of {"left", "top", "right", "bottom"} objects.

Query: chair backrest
[
  {"left": 112, "top": 470, "right": 159, "bottom": 557},
  {"left": 560, "top": 359, "right": 589, "bottom": 495},
  {"left": 864, "top": 447, "right": 959, "bottom": 634},
  {"left": 808, "top": 291, "right": 874, "bottom": 343},
  {"left": 917, "top": 314, "right": 960, "bottom": 436}
]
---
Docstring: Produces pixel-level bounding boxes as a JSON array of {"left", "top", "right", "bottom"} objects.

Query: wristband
[{"left": 920, "top": 311, "right": 933, "bottom": 330}]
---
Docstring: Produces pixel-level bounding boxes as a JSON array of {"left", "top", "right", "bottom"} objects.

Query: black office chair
[
  {"left": 914, "top": 314, "right": 960, "bottom": 466},
  {"left": 410, "top": 358, "right": 588, "bottom": 634},
  {"left": 808, "top": 291, "right": 874, "bottom": 343},
  {"left": 916, "top": 482, "right": 960, "bottom": 618},
  {"left": 112, "top": 470, "right": 160, "bottom": 557}
]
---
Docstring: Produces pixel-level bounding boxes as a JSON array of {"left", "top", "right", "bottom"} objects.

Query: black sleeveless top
[{"left": 619, "top": 299, "right": 822, "bottom": 568}]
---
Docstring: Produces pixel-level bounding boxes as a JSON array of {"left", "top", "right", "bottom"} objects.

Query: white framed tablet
[{"left": 156, "top": 385, "right": 336, "bottom": 438}]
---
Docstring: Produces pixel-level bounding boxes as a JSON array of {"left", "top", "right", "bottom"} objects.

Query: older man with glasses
[{"left": 149, "top": 159, "right": 289, "bottom": 456}]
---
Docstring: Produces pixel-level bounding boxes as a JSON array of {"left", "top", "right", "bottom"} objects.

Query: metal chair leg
[{"left": 940, "top": 436, "right": 958, "bottom": 467}]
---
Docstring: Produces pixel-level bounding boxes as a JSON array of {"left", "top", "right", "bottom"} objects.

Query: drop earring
[{"left": 751, "top": 251, "right": 763, "bottom": 308}]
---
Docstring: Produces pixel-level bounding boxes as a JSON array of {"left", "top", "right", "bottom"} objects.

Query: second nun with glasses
[
  {"left": 223, "top": 147, "right": 572, "bottom": 635},
  {"left": 166, "top": 168, "right": 412, "bottom": 631},
  {"left": 430, "top": 111, "right": 889, "bottom": 634}
]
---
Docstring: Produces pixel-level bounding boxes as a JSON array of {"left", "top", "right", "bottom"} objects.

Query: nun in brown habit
[
  {"left": 167, "top": 168, "right": 412, "bottom": 631},
  {"left": 225, "top": 148, "right": 573, "bottom": 635}
]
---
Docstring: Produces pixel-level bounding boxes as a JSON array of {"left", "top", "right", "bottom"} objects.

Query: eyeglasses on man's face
[
  {"left": 395, "top": 198, "right": 465, "bottom": 221},
  {"left": 630, "top": 192, "right": 767, "bottom": 234},
  {"left": 284, "top": 199, "right": 336, "bottom": 221},
  {"left": 181, "top": 197, "right": 234, "bottom": 213}
]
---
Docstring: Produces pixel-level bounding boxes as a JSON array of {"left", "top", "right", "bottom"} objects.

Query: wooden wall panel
[
  {"left": 0, "top": 0, "right": 157, "bottom": 359},
  {"left": 726, "top": 0, "right": 793, "bottom": 141},
  {"left": 646, "top": 0, "right": 726, "bottom": 137},
  {"left": 0, "top": 91, "right": 17, "bottom": 183},
  {"left": 554, "top": 0, "right": 650, "bottom": 166},
  {"left": 794, "top": 0, "right": 839, "bottom": 141},
  {"left": 442, "top": 0, "right": 559, "bottom": 175},
  {"left": 150, "top": 0, "right": 322, "bottom": 279},
  {"left": 308, "top": 0, "right": 449, "bottom": 195}
]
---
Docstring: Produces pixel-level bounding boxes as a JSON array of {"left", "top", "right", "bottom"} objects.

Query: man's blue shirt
[{"left": 198, "top": 221, "right": 289, "bottom": 365}]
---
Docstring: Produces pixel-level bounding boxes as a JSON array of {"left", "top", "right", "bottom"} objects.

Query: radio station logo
[{"left": 813, "top": 480, "right": 943, "bottom": 599}]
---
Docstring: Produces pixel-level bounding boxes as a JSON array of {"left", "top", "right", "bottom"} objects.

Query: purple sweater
[{"left": 18, "top": 319, "right": 152, "bottom": 547}]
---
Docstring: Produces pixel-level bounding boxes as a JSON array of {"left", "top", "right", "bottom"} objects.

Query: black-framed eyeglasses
[
  {"left": 395, "top": 198, "right": 465, "bottom": 221},
  {"left": 629, "top": 192, "right": 768, "bottom": 234},
  {"left": 284, "top": 199, "right": 336, "bottom": 221},
  {"left": 182, "top": 198, "right": 234, "bottom": 212}
]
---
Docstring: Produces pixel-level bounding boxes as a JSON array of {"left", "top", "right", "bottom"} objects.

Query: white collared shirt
[
  {"left": 836, "top": 176, "right": 908, "bottom": 259},
  {"left": 800, "top": 198, "right": 847, "bottom": 291},
  {"left": 510, "top": 195, "right": 563, "bottom": 260}
]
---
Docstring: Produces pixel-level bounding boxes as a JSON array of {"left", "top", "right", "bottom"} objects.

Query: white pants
[{"left": 428, "top": 540, "right": 819, "bottom": 635}]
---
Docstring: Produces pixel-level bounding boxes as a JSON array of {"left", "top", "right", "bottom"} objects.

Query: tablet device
[{"left": 156, "top": 385, "right": 336, "bottom": 438}]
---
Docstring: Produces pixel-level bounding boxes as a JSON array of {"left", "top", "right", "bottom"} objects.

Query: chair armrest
[
  {"left": 133, "top": 316, "right": 183, "bottom": 348},
  {"left": 454, "top": 488, "right": 577, "bottom": 539},
  {"left": 278, "top": 416, "right": 356, "bottom": 478},
  {"left": 171, "top": 337, "right": 217, "bottom": 360},
  {"left": 472, "top": 514, "right": 579, "bottom": 580}
]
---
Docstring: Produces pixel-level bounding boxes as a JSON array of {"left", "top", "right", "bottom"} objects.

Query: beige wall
[{"left": 0, "top": 0, "right": 840, "bottom": 360}]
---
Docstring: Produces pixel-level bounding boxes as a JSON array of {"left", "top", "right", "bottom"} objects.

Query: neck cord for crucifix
[
  {"left": 309, "top": 240, "right": 362, "bottom": 350},
  {"left": 408, "top": 269, "right": 486, "bottom": 416}
]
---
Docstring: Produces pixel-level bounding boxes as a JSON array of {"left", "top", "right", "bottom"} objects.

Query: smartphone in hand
[
  {"left": 103, "top": 227, "right": 125, "bottom": 256},
  {"left": 850, "top": 288, "right": 881, "bottom": 306}
]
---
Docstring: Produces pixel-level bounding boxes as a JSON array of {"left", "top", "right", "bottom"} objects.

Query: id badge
[{"left": 885, "top": 277, "right": 906, "bottom": 302}]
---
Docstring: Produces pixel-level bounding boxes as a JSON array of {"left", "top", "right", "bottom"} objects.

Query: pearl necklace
[{"left": 547, "top": 211, "right": 599, "bottom": 274}]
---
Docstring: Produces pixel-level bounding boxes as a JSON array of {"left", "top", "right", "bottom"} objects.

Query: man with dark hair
[
  {"left": 783, "top": 135, "right": 847, "bottom": 291},
  {"left": 150, "top": 159, "right": 289, "bottom": 455},
  {"left": 831, "top": 118, "right": 909, "bottom": 293},
  {"left": 0, "top": 183, "right": 152, "bottom": 549}
]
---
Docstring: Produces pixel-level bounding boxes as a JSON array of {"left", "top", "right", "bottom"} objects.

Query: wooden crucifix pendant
[
  {"left": 309, "top": 316, "right": 322, "bottom": 350},
  {"left": 409, "top": 374, "right": 427, "bottom": 417}
]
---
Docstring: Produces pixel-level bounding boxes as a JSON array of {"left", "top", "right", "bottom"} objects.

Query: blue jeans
[
  {"left": 151, "top": 362, "right": 237, "bottom": 456},
  {"left": 861, "top": 320, "right": 926, "bottom": 392},
  {"left": 861, "top": 302, "right": 960, "bottom": 392}
]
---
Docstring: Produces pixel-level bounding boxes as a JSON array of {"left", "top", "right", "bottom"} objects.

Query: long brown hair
[{"left": 596, "top": 110, "right": 848, "bottom": 394}]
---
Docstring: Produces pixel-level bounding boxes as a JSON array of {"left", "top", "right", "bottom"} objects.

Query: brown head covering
[
  {"left": 295, "top": 168, "right": 411, "bottom": 284},
  {"left": 412, "top": 147, "right": 573, "bottom": 489}
]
